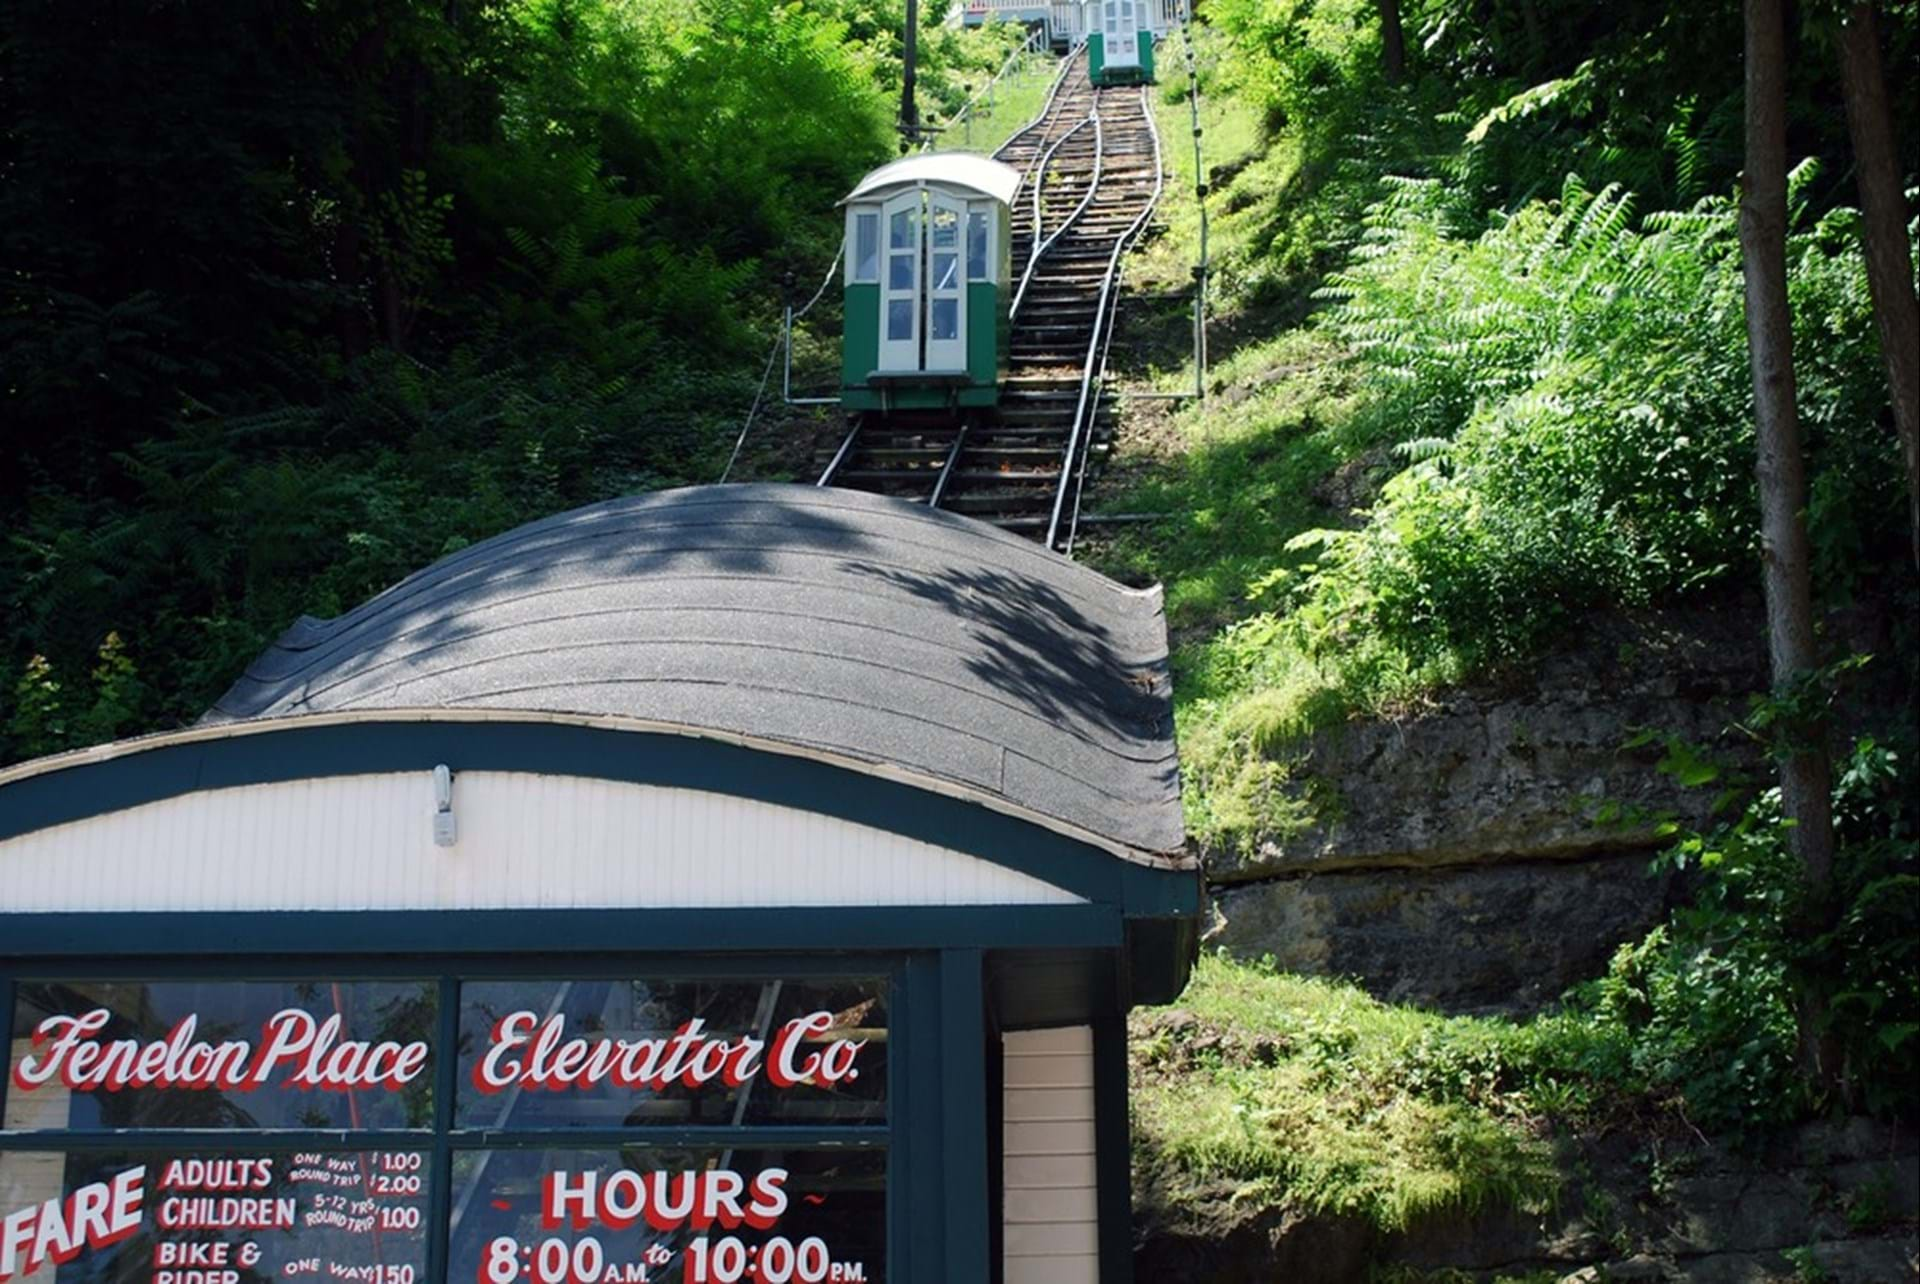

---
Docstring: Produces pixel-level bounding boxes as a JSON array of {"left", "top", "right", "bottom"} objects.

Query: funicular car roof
[{"left": 841, "top": 152, "right": 1022, "bottom": 208}]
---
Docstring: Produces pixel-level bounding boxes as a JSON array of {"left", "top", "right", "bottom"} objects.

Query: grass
[
  {"left": 1134, "top": 25, "right": 1264, "bottom": 302},
  {"left": 1080, "top": 27, "right": 1441, "bottom": 852},
  {"left": 1084, "top": 323, "right": 1452, "bottom": 849},
  {"left": 1131, "top": 954, "right": 1635, "bottom": 1236},
  {"left": 936, "top": 41, "right": 1057, "bottom": 156},
  {"left": 1087, "top": 25, "right": 1506, "bottom": 854}
]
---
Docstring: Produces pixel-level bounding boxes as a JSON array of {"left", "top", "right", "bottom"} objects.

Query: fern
[{"left": 1300, "top": 160, "right": 1897, "bottom": 671}]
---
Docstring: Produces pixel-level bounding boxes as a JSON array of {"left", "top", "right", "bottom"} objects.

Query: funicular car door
[
  {"left": 923, "top": 191, "right": 968, "bottom": 371},
  {"left": 1104, "top": 0, "right": 1140, "bottom": 70},
  {"left": 879, "top": 190, "right": 922, "bottom": 372},
  {"left": 879, "top": 187, "right": 969, "bottom": 374}
]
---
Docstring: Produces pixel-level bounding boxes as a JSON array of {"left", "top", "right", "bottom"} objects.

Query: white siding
[
  {"left": 1003, "top": 1025, "right": 1100, "bottom": 1284},
  {"left": 0, "top": 772, "right": 1084, "bottom": 913}
]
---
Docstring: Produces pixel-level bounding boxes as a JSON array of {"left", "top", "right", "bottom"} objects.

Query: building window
[{"left": 2, "top": 972, "right": 891, "bottom": 1284}]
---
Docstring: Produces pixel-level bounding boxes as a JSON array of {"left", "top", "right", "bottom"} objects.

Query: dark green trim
[
  {"left": 1124, "top": 914, "right": 1201, "bottom": 1007},
  {"left": 0, "top": 718, "right": 1200, "bottom": 919},
  {"left": 0, "top": 1126, "right": 886, "bottom": 1151},
  {"left": 0, "top": 952, "right": 901, "bottom": 979},
  {"left": 0, "top": 1130, "right": 435, "bottom": 1150},
  {"left": 842, "top": 282, "right": 880, "bottom": 387},
  {"left": 898, "top": 954, "right": 941, "bottom": 1279},
  {"left": 966, "top": 281, "right": 999, "bottom": 388},
  {"left": 0, "top": 905, "right": 1123, "bottom": 959},
  {"left": 0, "top": 976, "right": 11, "bottom": 1124},
  {"left": 1093, "top": 1015, "right": 1134, "bottom": 1284},
  {"left": 986, "top": 1013, "right": 1005, "bottom": 1284},
  {"left": 449, "top": 1127, "right": 885, "bottom": 1148},
  {"left": 841, "top": 384, "right": 997, "bottom": 411},
  {"left": 941, "top": 949, "right": 990, "bottom": 1283},
  {"left": 425, "top": 976, "right": 458, "bottom": 1284}
]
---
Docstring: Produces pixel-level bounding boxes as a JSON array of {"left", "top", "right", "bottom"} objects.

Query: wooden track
[{"left": 818, "top": 51, "right": 1162, "bottom": 548}]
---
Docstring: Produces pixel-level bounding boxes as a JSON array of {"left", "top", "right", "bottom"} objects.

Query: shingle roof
[{"left": 208, "top": 485, "right": 1186, "bottom": 863}]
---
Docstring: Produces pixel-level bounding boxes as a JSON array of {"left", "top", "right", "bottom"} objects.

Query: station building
[{"left": 0, "top": 485, "right": 1199, "bottom": 1284}]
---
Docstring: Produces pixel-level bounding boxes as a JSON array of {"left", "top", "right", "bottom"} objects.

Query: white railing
[
  {"left": 924, "top": 24, "right": 1051, "bottom": 152},
  {"left": 963, "top": 0, "right": 1188, "bottom": 40}
]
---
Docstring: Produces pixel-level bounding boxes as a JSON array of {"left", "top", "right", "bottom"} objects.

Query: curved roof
[
  {"left": 205, "top": 485, "right": 1186, "bottom": 864},
  {"left": 841, "top": 152, "right": 1023, "bottom": 207}
]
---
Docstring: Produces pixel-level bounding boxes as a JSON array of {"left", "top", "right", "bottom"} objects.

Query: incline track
[{"left": 817, "top": 50, "right": 1162, "bottom": 549}]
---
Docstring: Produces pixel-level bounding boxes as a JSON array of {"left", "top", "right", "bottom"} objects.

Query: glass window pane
[
  {"left": 932, "top": 252, "right": 959, "bottom": 291},
  {"left": 967, "top": 211, "right": 989, "bottom": 280},
  {"left": 853, "top": 213, "right": 878, "bottom": 282},
  {"left": 931, "top": 298, "right": 959, "bottom": 341},
  {"left": 448, "top": 1148, "right": 886, "bottom": 1284},
  {"left": 455, "top": 978, "right": 888, "bottom": 1130},
  {"left": 888, "top": 209, "right": 913, "bottom": 248},
  {"left": 930, "top": 207, "right": 959, "bottom": 248},
  {"left": 888, "top": 252, "right": 914, "bottom": 291},
  {"left": 0, "top": 1147, "right": 431, "bottom": 1284},
  {"left": 888, "top": 299, "right": 913, "bottom": 340},
  {"left": 7, "top": 980, "right": 437, "bottom": 1131}
]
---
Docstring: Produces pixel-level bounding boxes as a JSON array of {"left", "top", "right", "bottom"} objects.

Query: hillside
[
  {"left": 3, "top": 1, "right": 1917, "bottom": 1278},
  {"left": 1079, "top": 3, "right": 1920, "bottom": 1278}
]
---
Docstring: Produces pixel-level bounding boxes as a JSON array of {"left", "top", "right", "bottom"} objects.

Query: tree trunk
[
  {"left": 1379, "top": 0, "right": 1406, "bottom": 82},
  {"left": 1519, "top": 0, "right": 1547, "bottom": 75},
  {"left": 1837, "top": 1, "right": 1920, "bottom": 571},
  {"left": 1741, "top": 0, "right": 1843, "bottom": 1098}
]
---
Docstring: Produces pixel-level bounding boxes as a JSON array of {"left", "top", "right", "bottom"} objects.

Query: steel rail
[
  {"left": 927, "top": 425, "right": 971, "bottom": 508},
  {"left": 1066, "top": 85, "right": 1162, "bottom": 551},
  {"left": 1010, "top": 110, "right": 1101, "bottom": 321},
  {"left": 815, "top": 419, "right": 862, "bottom": 486},
  {"left": 994, "top": 41, "right": 1086, "bottom": 193},
  {"left": 1045, "top": 82, "right": 1166, "bottom": 551}
]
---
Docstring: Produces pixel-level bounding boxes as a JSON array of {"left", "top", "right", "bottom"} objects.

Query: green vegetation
[
  {"left": 0, "top": 0, "right": 1020, "bottom": 765},
  {"left": 1136, "top": 735, "right": 1918, "bottom": 1235},
  {"left": 1114, "top": 0, "right": 1919, "bottom": 1250},
  {"left": 1133, "top": 957, "right": 1564, "bottom": 1234},
  {"left": 4, "top": 0, "right": 1915, "bottom": 1254},
  {"left": 931, "top": 27, "right": 1058, "bottom": 156},
  {"left": 1091, "top": 2, "right": 1915, "bottom": 855}
]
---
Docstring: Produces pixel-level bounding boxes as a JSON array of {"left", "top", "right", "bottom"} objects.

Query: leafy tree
[{"left": 0, "top": 0, "right": 1024, "bottom": 765}]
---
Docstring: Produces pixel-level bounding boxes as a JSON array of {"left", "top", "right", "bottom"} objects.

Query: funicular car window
[{"left": 2, "top": 972, "right": 890, "bottom": 1284}]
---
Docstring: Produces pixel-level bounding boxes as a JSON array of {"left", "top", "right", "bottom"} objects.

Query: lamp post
[{"left": 901, "top": 0, "right": 920, "bottom": 150}]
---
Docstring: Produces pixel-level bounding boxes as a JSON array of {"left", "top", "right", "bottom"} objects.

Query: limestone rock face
[
  {"left": 1210, "top": 608, "right": 1768, "bottom": 886},
  {"left": 1205, "top": 607, "right": 1771, "bottom": 1013},
  {"left": 1209, "top": 853, "right": 1681, "bottom": 1014},
  {"left": 1136, "top": 1118, "right": 1920, "bottom": 1283}
]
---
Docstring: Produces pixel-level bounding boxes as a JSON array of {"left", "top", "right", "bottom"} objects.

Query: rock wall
[
  {"left": 1205, "top": 607, "right": 1773, "bottom": 1013},
  {"left": 1135, "top": 1119, "right": 1920, "bottom": 1282}
]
